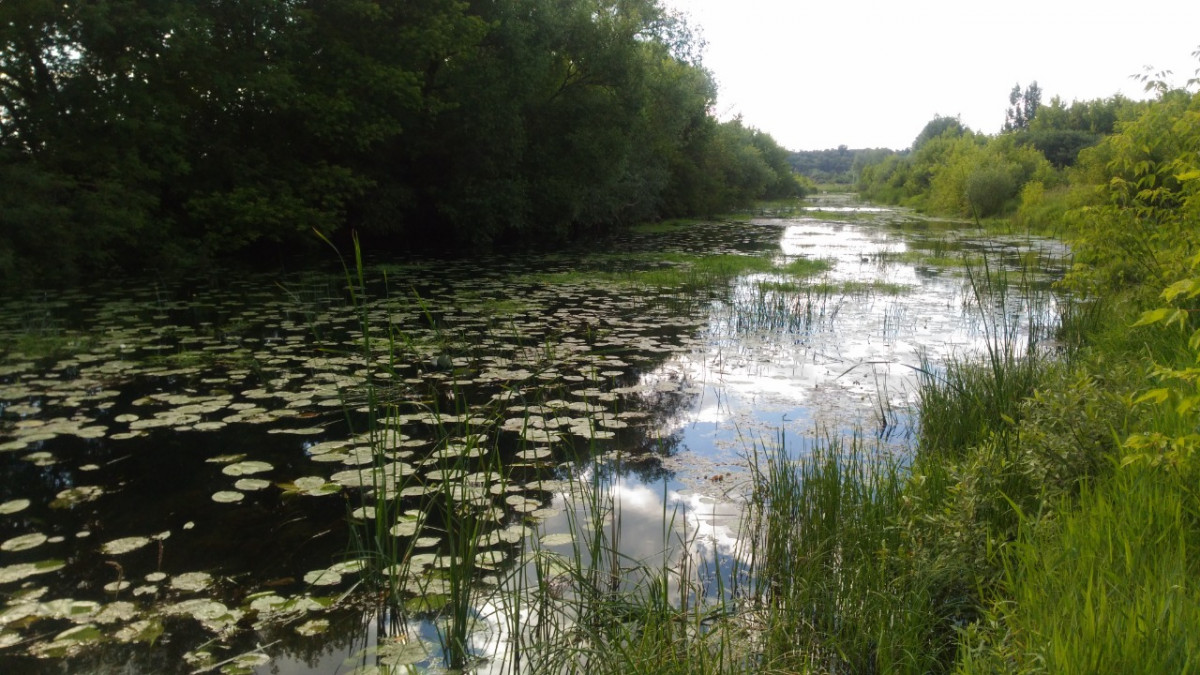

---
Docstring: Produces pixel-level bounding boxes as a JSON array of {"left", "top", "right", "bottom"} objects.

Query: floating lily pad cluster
[
  {"left": 0, "top": 216, "right": 1067, "bottom": 669},
  {"left": 1, "top": 228, "right": 778, "bottom": 666}
]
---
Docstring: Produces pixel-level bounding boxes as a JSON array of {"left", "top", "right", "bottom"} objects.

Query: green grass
[
  {"left": 323, "top": 210, "right": 1200, "bottom": 673},
  {"left": 1, "top": 330, "right": 97, "bottom": 362},
  {"left": 525, "top": 252, "right": 777, "bottom": 289},
  {"left": 799, "top": 209, "right": 880, "bottom": 221},
  {"left": 879, "top": 248, "right": 985, "bottom": 268},
  {"left": 756, "top": 279, "right": 909, "bottom": 297},
  {"left": 962, "top": 463, "right": 1200, "bottom": 673},
  {"left": 778, "top": 257, "right": 833, "bottom": 277}
]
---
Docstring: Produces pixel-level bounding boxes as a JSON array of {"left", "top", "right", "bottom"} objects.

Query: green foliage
[
  {"left": 1123, "top": 252, "right": 1200, "bottom": 469},
  {"left": 849, "top": 58, "right": 1200, "bottom": 675},
  {"left": 913, "top": 115, "right": 969, "bottom": 151},
  {"left": 0, "top": 0, "right": 800, "bottom": 283},
  {"left": 1019, "top": 128, "right": 1100, "bottom": 167},
  {"left": 955, "top": 64, "right": 1200, "bottom": 674},
  {"left": 1063, "top": 89, "right": 1200, "bottom": 294},
  {"left": 862, "top": 125, "right": 1055, "bottom": 219},
  {"left": 1003, "top": 81, "right": 1042, "bottom": 132},
  {"left": 788, "top": 145, "right": 893, "bottom": 184},
  {"left": 1030, "top": 93, "right": 1142, "bottom": 136},
  {"left": 856, "top": 89, "right": 1151, "bottom": 220}
]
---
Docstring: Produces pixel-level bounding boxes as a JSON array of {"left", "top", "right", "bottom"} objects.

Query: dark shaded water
[{"left": 0, "top": 200, "right": 1068, "bottom": 672}]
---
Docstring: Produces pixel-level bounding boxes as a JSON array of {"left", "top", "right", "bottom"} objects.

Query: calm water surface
[{"left": 0, "top": 198, "right": 1068, "bottom": 672}]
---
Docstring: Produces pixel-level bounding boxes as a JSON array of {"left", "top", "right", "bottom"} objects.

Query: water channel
[{"left": 0, "top": 196, "right": 1068, "bottom": 672}]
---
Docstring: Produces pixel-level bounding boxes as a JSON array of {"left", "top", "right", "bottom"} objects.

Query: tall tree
[{"left": 1004, "top": 81, "right": 1042, "bottom": 132}]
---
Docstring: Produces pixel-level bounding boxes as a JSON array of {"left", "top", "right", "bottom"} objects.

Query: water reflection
[{"left": 0, "top": 206, "right": 1067, "bottom": 671}]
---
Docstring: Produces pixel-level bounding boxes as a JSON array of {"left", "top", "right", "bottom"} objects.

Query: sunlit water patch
[{"left": 0, "top": 205, "right": 1067, "bottom": 671}]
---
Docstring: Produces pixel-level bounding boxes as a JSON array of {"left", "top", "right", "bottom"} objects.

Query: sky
[{"left": 666, "top": 0, "right": 1200, "bottom": 151}]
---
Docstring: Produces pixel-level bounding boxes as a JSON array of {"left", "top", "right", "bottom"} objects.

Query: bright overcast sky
[{"left": 667, "top": 0, "right": 1200, "bottom": 151}]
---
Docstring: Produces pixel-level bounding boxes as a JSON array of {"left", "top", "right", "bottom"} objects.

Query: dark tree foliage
[
  {"left": 788, "top": 145, "right": 848, "bottom": 184},
  {"left": 0, "top": 0, "right": 802, "bottom": 283},
  {"left": 787, "top": 146, "right": 898, "bottom": 184},
  {"left": 1018, "top": 129, "right": 1100, "bottom": 168}
]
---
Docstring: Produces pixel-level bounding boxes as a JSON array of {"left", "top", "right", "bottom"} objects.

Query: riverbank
[
  {"left": 526, "top": 235, "right": 1199, "bottom": 674},
  {"left": 3, "top": 193, "right": 1194, "bottom": 671}
]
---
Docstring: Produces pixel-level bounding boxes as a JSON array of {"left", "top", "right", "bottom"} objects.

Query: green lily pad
[
  {"left": 1, "top": 532, "right": 47, "bottom": 552},
  {"left": 378, "top": 637, "right": 433, "bottom": 666},
  {"left": 0, "top": 559, "right": 65, "bottom": 584},
  {"left": 539, "top": 533, "right": 575, "bottom": 546},
  {"left": 113, "top": 617, "right": 164, "bottom": 644},
  {"left": 101, "top": 536, "right": 151, "bottom": 555},
  {"left": 170, "top": 571, "right": 213, "bottom": 592},
  {"left": 222, "top": 461, "right": 273, "bottom": 476},
  {"left": 295, "top": 618, "right": 329, "bottom": 636},
  {"left": 0, "top": 499, "right": 30, "bottom": 515},
  {"left": 303, "top": 569, "right": 342, "bottom": 586},
  {"left": 54, "top": 623, "right": 103, "bottom": 643},
  {"left": 234, "top": 478, "right": 271, "bottom": 491},
  {"left": 52, "top": 485, "right": 104, "bottom": 508}
]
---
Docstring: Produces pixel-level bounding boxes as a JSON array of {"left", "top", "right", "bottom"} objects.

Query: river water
[{"left": 0, "top": 196, "right": 1068, "bottom": 672}]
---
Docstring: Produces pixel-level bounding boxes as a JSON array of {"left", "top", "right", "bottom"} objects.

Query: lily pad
[
  {"left": 0, "top": 532, "right": 46, "bottom": 552},
  {"left": 303, "top": 569, "right": 342, "bottom": 586},
  {"left": 290, "top": 476, "right": 342, "bottom": 496},
  {"left": 113, "top": 618, "right": 164, "bottom": 644},
  {"left": 212, "top": 491, "right": 244, "bottom": 503},
  {"left": 54, "top": 623, "right": 102, "bottom": 644},
  {"left": 52, "top": 485, "right": 104, "bottom": 508},
  {"left": 234, "top": 478, "right": 271, "bottom": 491},
  {"left": 539, "top": 533, "right": 575, "bottom": 547},
  {"left": 0, "top": 499, "right": 30, "bottom": 515},
  {"left": 295, "top": 618, "right": 329, "bottom": 636},
  {"left": 22, "top": 451, "right": 57, "bottom": 466},
  {"left": 389, "top": 516, "right": 422, "bottom": 538},
  {"left": 222, "top": 460, "right": 273, "bottom": 476},
  {"left": 170, "top": 571, "right": 213, "bottom": 592},
  {"left": 329, "top": 559, "right": 368, "bottom": 575},
  {"left": 378, "top": 637, "right": 433, "bottom": 666},
  {"left": 95, "top": 601, "right": 137, "bottom": 623},
  {"left": 101, "top": 536, "right": 151, "bottom": 555}
]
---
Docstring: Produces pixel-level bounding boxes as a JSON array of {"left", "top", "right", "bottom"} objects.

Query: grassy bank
[
  {"left": 328, "top": 196, "right": 1199, "bottom": 671},
  {"left": 517, "top": 262, "right": 1200, "bottom": 673}
]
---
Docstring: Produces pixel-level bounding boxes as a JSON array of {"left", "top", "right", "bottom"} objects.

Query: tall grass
[
  {"left": 961, "top": 462, "right": 1200, "bottom": 673},
  {"left": 746, "top": 432, "right": 955, "bottom": 674},
  {"left": 315, "top": 228, "right": 1197, "bottom": 674},
  {"left": 916, "top": 258, "right": 1056, "bottom": 459}
]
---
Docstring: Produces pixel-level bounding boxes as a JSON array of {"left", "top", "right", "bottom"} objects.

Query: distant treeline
[
  {"left": 855, "top": 87, "right": 1148, "bottom": 218},
  {"left": 0, "top": 0, "right": 803, "bottom": 283},
  {"left": 786, "top": 146, "right": 893, "bottom": 185}
]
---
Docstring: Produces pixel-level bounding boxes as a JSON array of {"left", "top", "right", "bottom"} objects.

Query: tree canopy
[{"left": 0, "top": 0, "right": 804, "bottom": 283}]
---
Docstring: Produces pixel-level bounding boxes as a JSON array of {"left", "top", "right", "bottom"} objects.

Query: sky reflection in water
[{"left": 0, "top": 205, "right": 1069, "bottom": 672}]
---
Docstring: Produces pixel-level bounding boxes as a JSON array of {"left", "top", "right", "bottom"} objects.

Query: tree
[
  {"left": 913, "top": 115, "right": 967, "bottom": 151},
  {"left": 1003, "top": 81, "right": 1042, "bottom": 132},
  {"left": 0, "top": 0, "right": 801, "bottom": 282}
]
